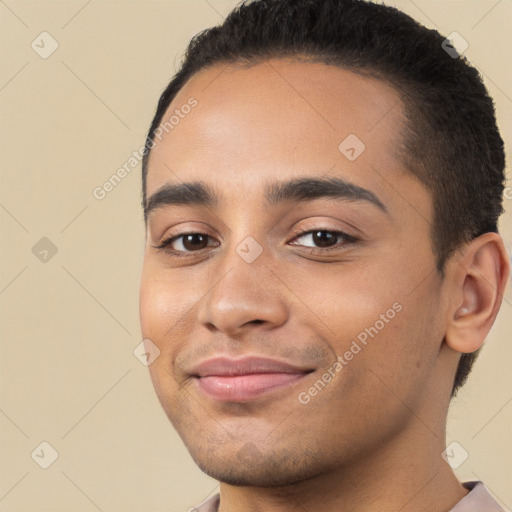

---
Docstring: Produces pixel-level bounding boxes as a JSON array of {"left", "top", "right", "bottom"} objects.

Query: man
[{"left": 139, "top": 0, "right": 510, "bottom": 510}]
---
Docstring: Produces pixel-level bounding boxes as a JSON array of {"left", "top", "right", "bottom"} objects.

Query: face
[{"left": 139, "top": 59, "right": 450, "bottom": 486}]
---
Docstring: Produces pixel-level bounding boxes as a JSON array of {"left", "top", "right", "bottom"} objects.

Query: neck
[
  {"left": 218, "top": 423, "right": 468, "bottom": 512},
  {"left": 217, "top": 353, "right": 469, "bottom": 512}
]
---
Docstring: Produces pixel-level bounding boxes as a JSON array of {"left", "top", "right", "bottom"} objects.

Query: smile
[{"left": 190, "top": 356, "right": 314, "bottom": 402}]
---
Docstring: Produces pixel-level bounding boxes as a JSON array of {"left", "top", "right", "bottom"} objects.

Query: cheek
[
  {"left": 139, "top": 266, "right": 187, "bottom": 413},
  {"left": 139, "top": 274, "right": 170, "bottom": 343},
  {"left": 139, "top": 261, "right": 206, "bottom": 389},
  {"left": 139, "top": 261, "right": 190, "bottom": 342},
  {"left": 344, "top": 284, "right": 442, "bottom": 409},
  {"left": 297, "top": 257, "right": 441, "bottom": 384},
  {"left": 290, "top": 261, "right": 401, "bottom": 341}
]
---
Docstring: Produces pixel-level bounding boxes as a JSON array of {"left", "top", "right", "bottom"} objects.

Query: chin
[{"left": 190, "top": 445, "right": 326, "bottom": 488}]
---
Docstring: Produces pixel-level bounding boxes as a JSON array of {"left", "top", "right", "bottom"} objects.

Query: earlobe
[{"left": 444, "top": 232, "right": 510, "bottom": 354}]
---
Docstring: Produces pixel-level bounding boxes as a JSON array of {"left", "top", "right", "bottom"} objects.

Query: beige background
[{"left": 0, "top": 1, "right": 511, "bottom": 511}]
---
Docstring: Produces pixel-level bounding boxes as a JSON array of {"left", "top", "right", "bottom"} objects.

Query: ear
[{"left": 444, "top": 232, "right": 510, "bottom": 353}]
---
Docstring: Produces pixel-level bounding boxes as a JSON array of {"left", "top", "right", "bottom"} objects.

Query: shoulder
[
  {"left": 189, "top": 493, "right": 220, "bottom": 512},
  {"left": 449, "top": 481, "right": 504, "bottom": 512}
]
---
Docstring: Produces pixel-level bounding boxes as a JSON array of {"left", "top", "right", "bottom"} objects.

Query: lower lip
[{"left": 197, "top": 373, "right": 307, "bottom": 402}]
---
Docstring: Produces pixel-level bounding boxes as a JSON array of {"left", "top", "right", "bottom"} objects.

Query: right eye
[{"left": 153, "top": 232, "right": 220, "bottom": 257}]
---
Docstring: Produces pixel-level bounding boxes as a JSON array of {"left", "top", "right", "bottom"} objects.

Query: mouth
[{"left": 190, "top": 356, "right": 314, "bottom": 402}]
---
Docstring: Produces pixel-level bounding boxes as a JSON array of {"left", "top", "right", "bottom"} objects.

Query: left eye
[{"left": 290, "top": 229, "right": 357, "bottom": 249}]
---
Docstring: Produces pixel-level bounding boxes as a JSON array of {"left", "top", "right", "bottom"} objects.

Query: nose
[{"left": 197, "top": 243, "right": 289, "bottom": 338}]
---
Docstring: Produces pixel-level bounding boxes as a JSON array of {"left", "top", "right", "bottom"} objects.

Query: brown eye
[
  {"left": 290, "top": 229, "right": 357, "bottom": 251},
  {"left": 178, "top": 233, "right": 209, "bottom": 251},
  {"left": 154, "top": 232, "right": 219, "bottom": 257},
  {"left": 309, "top": 231, "right": 340, "bottom": 248}
]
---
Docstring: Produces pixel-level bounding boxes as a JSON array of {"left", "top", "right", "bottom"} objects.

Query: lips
[{"left": 190, "top": 356, "right": 313, "bottom": 402}]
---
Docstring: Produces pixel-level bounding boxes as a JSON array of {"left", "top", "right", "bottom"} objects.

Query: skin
[{"left": 139, "top": 58, "right": 510, "bottom": 512}]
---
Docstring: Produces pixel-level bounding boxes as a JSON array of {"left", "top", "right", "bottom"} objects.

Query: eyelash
[{"left": 153, "top": 227, "right": 359, "bottom": 259}]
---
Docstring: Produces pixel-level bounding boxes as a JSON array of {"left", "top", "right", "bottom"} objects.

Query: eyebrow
[{"left": 144, "top": 176, "right": 387, "bottom": 219}]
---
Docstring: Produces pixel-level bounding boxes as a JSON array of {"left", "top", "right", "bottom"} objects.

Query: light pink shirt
[
  {"left": 450, "top": 481, "right": 504, "bottom": 511},
  {"left": 191, "top": 481, "right": 504, "bottom": 511}
]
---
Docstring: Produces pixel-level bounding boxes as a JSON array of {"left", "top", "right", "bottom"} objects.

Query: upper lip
[{"left": 191, "top": 356, "right": 313, "bottom": 377}]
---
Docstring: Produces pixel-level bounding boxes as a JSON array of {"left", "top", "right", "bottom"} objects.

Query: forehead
[{"left": 146, "top": 58, "right": 421, "bottom": 212}]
